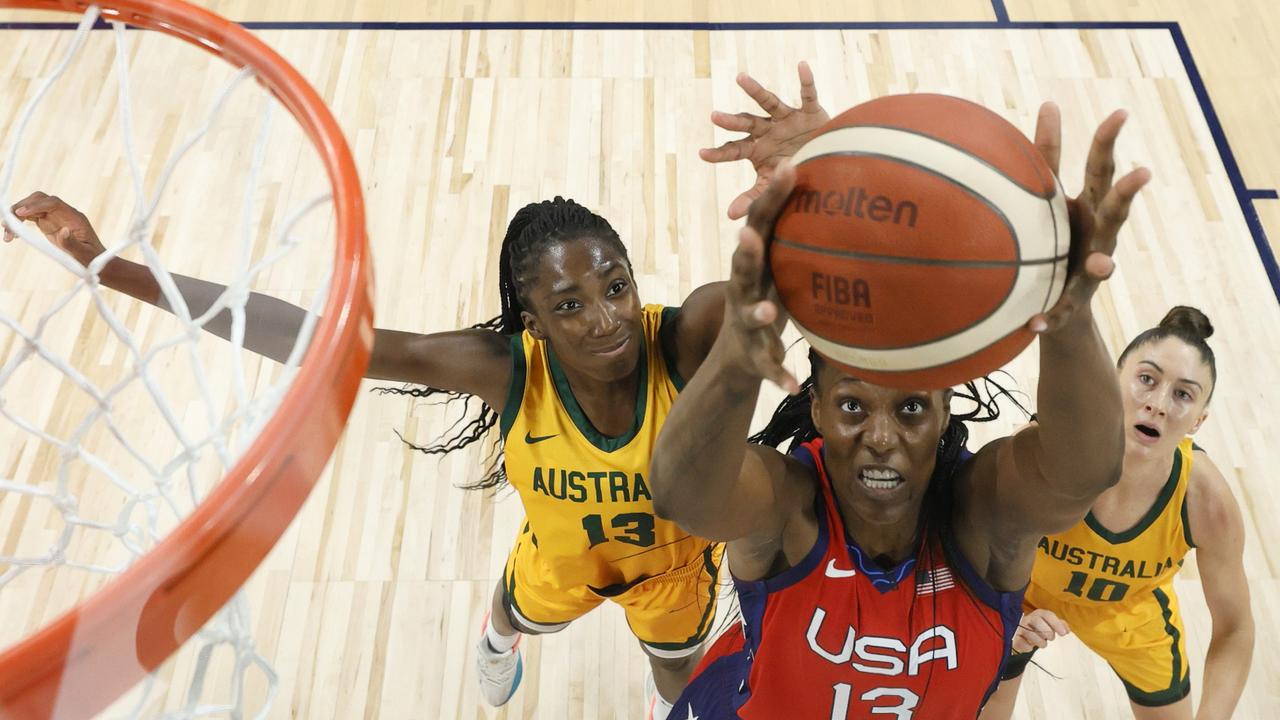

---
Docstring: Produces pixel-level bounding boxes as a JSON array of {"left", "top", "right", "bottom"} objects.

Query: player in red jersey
[{"left": 647, "top": 80, "right": 1151, "bottom": 717}]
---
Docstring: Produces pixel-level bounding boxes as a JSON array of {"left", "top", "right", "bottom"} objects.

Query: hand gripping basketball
[
  {"left": 1027, "top": 103, "right": 1152, "bottom": 334},
  {"left": 722, "top": 163, "right": 801, "bottom": 395},
  {"left": 701, "top": 62, "right": 830, "bottom": 220}
]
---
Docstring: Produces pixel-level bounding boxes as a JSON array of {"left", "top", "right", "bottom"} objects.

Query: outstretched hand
[
  {"left": 4, "top": 191, "right": 105, "bottom": 267},
  {"left": 1026, "top": 103, "right": 1151, "bottom": 334},
  {"left": 720, "top": 163, "right": 800, "bottom": 395},
  {"left": 701, "top": 62, "right": 829, "bottom": 220}
]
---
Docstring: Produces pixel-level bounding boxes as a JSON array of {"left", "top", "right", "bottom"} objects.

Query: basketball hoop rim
[{"left": 0, "top": 2, "right": 373, "bottom": 718}]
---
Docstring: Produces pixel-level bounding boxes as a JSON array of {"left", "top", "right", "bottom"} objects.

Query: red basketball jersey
[{"left": 674, "top": 439, "right": 1022, "bottom": 719}]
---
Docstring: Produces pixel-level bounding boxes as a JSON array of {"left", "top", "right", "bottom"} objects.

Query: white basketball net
[{"left": 0, "top": 7, "right": 334, "bottom": 717}]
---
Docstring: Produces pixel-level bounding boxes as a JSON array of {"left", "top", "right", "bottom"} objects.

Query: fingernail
[
  {"left": 13, "top": 206, "right": 25, "bottom": 215},
  {"left": 1031, "top": 318, "right": 1048, "bottom": 333}
]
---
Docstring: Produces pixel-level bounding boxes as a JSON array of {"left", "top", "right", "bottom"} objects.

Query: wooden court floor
[{"left": 1, "top": 2, "right": 1278, "bottom": 718}]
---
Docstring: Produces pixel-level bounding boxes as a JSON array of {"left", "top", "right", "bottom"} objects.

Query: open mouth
[
  {"left": 858, "top": 467, "right": 904, "bottom": 491},
  {"left": 1134, "top": 423, "right": 1161, "bottom": 439}
]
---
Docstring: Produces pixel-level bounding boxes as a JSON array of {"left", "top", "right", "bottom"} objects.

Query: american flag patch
[{"left": 916, "top": 565, "right": 955, "bottom": 595}]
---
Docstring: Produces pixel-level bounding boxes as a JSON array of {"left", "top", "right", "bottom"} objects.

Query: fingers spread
[
  {"left": 700, "top": 137, "right": 754, "bottom": 164},
  {"left": 737, "top": 72, "right": 791, "bottom": 119},
  {"left": 1082, "top": 109, "right": 1128, "bottom": 203},
  {"left": 744, "top": 161, "right": 796, "bottom": 236},
  {"left": 797, "top": 61, "right": 821, "bottom": 113},
  {"left": 1034, "top": 102, "right": 1062, "bottom": 177},
  {"left": 711, "top": 110, "right": 767, "bottom": 135},
  {"left": 1096, "top": 166, "right": 1151, "bottom": 233},
  {"left": 728, "top": 226, "right": 767, "bottom": 302}
]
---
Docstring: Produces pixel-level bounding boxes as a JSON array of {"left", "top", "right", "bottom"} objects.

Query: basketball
[{"left": 771, "top": 94, "right": 1070, "bottom": 389}]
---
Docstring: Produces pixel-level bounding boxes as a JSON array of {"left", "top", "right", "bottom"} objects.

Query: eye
[
  {"left": 608, "top": 279, "right": 629, "bottom": 296},
  {"left": 839, "top": 398, "right": 863, "bottom": 414},
  {"left": 1175, "top": 389, "right": 1194, "bottom": 402},
  {"left": 555, "top": 299, "right": 582, "bottom": 312},
  {"left": 901, "top": 399, "right": 926, "bottom": 415},
  {"left": 1138, "top": 373, "right": 1154, "bottom": 385}
]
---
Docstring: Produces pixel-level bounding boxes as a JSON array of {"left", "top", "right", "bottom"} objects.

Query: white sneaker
[
  {"left": 645, "top": 672, "right": 672, "bottom": 720},
  {"left": 475, "top": 613, "right": 523, "bottom": 706}
]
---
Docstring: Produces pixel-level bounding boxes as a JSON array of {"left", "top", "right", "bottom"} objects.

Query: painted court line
[{"left": 1, "top": 17, "right": 1274, "bottom": 304}]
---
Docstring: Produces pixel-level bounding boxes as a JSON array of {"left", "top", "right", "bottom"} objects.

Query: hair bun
[{"left": 1158, "top": 305, "right": 1214, "bottom": 341}]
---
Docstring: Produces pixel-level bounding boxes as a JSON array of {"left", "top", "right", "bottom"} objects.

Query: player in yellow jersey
[
  {"left": 980, "top": 308, "right": 1254, "bottom": 719},
  {"left": 5, "top": 192, "right": 729, "bottom": 719}
]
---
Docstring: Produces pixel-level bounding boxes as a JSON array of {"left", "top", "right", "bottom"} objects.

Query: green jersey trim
[
  {"left": 499, "top": 333, "right": 528, "bottom": 438},
  {"left": 1085, "top": 448, "right": 1183, "bottom": 545},
  {"left": 546, "top": 335, "right": 650, "bottom": 453}
]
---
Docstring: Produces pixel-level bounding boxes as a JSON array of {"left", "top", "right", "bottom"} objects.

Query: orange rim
[{"left": 0, "top": 2, "right": 373, "bottom": 718}]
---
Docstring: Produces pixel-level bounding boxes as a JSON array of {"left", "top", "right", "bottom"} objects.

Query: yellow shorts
[
  {"left": 1023, "top": 582, "right": 1190, "bottom": 707},
  {"left": 502, "top": 522, "right": 724, "bottom": 659}
]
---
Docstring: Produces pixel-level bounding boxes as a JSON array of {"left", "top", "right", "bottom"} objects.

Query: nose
[
  {"left": 863, "top": 413, "right": 898, "bottom": 458},
  {"left": 1144, "top": 387, "right": 1170, "bottom": 417},
  {"left": 587, "top": 300, "right": 622, "bottom": 338}
]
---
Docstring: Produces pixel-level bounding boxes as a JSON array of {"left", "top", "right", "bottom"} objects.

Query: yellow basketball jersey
[
  {"left": 1028, "top": 438, "right": 1195, "bottom": 608},
  {"left": 499, "top": 304, "right": 708, "bottom": 591}
]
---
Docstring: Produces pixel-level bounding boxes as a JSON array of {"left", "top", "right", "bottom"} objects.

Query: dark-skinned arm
[
  {"left": 5, "top": 192, "right": 512, "bottom": 407},
  {"left": 650, "top": 167, "right": 802, "bottom": 541},
  {"left": 982, "top": 106, "right": 1151, "bottom": 542}
]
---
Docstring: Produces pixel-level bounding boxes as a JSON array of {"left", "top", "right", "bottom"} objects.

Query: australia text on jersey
[
  {"left": 529, "top": 466, "right": 653, "bottom": 504},
  {"left": 1038, "top": 537, "right": 1178, "bottom": 578}
]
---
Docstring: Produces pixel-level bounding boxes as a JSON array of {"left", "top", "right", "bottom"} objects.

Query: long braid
[{"left": 377, "top": 197, "right": 630, "bottom": 490}]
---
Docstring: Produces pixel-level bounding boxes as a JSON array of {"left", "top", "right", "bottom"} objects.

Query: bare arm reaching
[
  {"left": 957, "top": 104, "right": 1151, "bottom": 588},
  {"left": 5, "top": 191, "right": 512, "bottom": 408},
  {"left": 649, "top": 164, "right": 802, "bottom": 543}
]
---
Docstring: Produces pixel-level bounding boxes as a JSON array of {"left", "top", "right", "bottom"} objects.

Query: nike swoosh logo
[
  {"left": 524, "top": 432, "right": 558, "bottom": 445},
  {"left": 825, "top": 558, "right": 858, "bottom": 578}
]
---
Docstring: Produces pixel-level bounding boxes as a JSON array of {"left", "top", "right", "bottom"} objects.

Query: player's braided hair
[
  {"left": 747, "top": 349, "right": 1025, "bottom": 529},
  {"left": 377, "top": 197, "right": 631, "bottom": 490},
  {"left": 1117, "top": 305, "right": 1217, "bottom": 400}
]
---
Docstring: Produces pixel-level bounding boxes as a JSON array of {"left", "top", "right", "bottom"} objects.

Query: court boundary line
[{"left": 3, "top": 17, "right": 1276, "bottom": 304}]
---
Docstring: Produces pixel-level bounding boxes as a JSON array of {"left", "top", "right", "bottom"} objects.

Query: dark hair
[
  {"left": 1116, "top": 306, "right": 1217, "bottom": 400},
  {"left": 748, "top": 349, "right": 1024, "bottom": 529},
  {"left": 377, "top": 197, "right": 631, "bottom": 490}
]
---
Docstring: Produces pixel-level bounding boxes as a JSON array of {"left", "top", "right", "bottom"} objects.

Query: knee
[{"left": 646, "top": 649, "right": 701, "bottom": 674}]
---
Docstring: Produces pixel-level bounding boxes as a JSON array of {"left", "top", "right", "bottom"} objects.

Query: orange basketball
[{"left": 771, "top": 94, "right": 1070, "bottom": 389}]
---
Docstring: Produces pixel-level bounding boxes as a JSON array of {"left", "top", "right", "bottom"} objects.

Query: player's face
[
  {"left": 812, "top": 364, "right": 951, "bottom": 528},
  {"left": 1119, "top": 336, "right": 1213, "bottom": 461},
  {"left": 521, "top": 237, "right": 643, "bottom": 382}
]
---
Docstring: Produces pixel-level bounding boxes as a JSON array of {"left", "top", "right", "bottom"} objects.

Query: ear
[
  {"left": 940, "top": 389, "right": 953, "bottom": 429},
  {"left": 808, "top": 384, "right": 823, "bottom": 436},
  {"left": 1189, "top": 408, "right": 1209, "bottom": 435},
  {"left": 521, "top": 309, "right": 547, "bottom": 341}
]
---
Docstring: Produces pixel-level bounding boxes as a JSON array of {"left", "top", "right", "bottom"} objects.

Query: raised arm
[
  {"left": 701, "top": 61, "right": 829, "bottom": 220},
  {"left": 967, "top": 106, "right": 1150, "bottom": 554},
  {"left": 1187, "top": 453, "right": 1254, "bottom": 719},
  {"left": 650, "top": 167, "right": 804, "bottom": 542},
  {"left": 5, "top": 192, "right": 512, "bottom": 407}
]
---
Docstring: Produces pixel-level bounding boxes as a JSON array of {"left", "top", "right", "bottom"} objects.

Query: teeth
[{"left": 859, "top": 468, "right": 902, "bottom": 490}]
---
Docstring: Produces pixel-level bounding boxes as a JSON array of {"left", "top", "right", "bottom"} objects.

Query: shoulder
[
  {"left": 659, "top": 282, "right": 726, "bottom": 380},
  {"left": 1186, "top": 449, "right": 1244, "bottom": 550},
  {"left": 729, "top": 445, "right": 821, "bottom": 582}
]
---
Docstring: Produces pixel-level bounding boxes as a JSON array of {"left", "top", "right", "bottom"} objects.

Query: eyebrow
[
  {"left": 549, "top": 261, "right": 620, "bottom": 295},
  {"left": 1138, "top": 360, "right": 1203, "bottom": 390}
]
